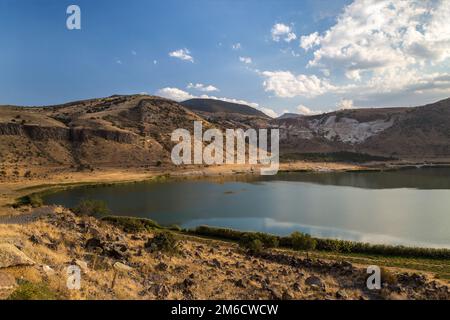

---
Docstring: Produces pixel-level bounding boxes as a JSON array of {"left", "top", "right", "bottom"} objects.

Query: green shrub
[
  {"left": 289, "top": 231, "right": 317, "bottom": 251},
  {"left": 189, "top": 225, "right": 450, "bottom": 260},
  {"left": 8, "top": 281, "right": 59, "bottom": 300},
  {"left": 145, "top": 232, "right": 180, "bottom": 254},
  {"left": 73, "top": 199, "right": 110, "bottom": 217},
  {"left": 28, "top": 194, "right": 43, "bottom": 208},
  {"left": 239, "top": 232, "right": 279, "bottom": 253},
  {"left": 240, "top": 235, "right": 264, "bottom": 253},
  {"left": 102, "top": 216, "right": 160, "bottom": 233},
  {"left": 167, "top": 224, "right": 182, "bottom": 231},
  {"left": 13, "top": 194, "right": 43, "bottom": 208}
]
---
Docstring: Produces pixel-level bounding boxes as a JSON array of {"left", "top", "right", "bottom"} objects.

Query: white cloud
[
  {"left": 232, "top": 43, "right": 241, "bottom": 50},
  {"left": 271, "top": 23, "right": 297, "bottom": 42},
  {"left": 115, "top": 59, "right": 122, "bottom": 65},
  {"left": 260, "top": 0, "right": 450, "bottom": 102},
  {"left": 336, "top": 99, "right": 354, "bottom": 110},
  {"left": 239, "top": 56, "right": 252, "bottom": 64},
  {"left": 169, "top": 48, "right": 194, "bottom": 62},
  {"left": 155, "top": 87, "right": 278, "bottom": 118},
  {"left": 302, "top": 1, "right": 450, "bottom": 77},
  {"left": 296, "top": 105, "right": 321, "bottom": 115},
  {"left": 153, "top": 60, "right": 158, "bottom": 65},
  {"left": 261, "top": 70, "right": 336, "bottom": 98},
  {"left": 131, "top": 50, "right": 137, "bottom": 56},
  {"left": 156, "top": 87, "right": 194, "bottom": 101},
  {"left": 187, "top": 83, "right": 219, "bottom": 92},
  {"left": 300, "top": 32, "right": 320, "bottom": 50}
]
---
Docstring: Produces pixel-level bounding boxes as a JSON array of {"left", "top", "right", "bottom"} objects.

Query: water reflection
[{"left": 44, "top": 167, "right": 450, "bottom": 248}]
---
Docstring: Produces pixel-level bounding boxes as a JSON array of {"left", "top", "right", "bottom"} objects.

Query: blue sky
[{"left": 1, "top": 0, "right": 450, "bottom": 116}]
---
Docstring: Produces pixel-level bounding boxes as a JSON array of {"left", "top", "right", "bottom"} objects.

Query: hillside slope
[
  {"left": 181, "top": 98, "right": 269, "bottom": 117},
  {"left": 271, "top": 98, "right": 450, "bottom": 160},
  {"left": 1, "top": 95, "right": 450, "bottom": 179},
  {"left": 0, "top": 95, "right": 210, "bottom": 172}
]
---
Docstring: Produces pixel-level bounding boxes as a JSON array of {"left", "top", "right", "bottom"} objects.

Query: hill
[{"left": 181, "top": 98, "right": 270, "bottom": 118}]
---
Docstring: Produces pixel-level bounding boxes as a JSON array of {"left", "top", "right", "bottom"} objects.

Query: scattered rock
[
  {"left": 268, "top": 287, "right": 283, "bottom": 300},
  {"left": 335, "top": 290, "right": 348, "bottom": 299},
  {"left": 0, "top": 243, "right": 35, "bottom": 268},
  {"left": 29, "top": 235, "right": 42, "bottom": 245},
  {"left": 148, "top": 283, "right": 170, "bottom": 299},
  {"left": 292, "top": 282, "right": 301, "bottom": 292},
  {"left": 210, "top": 258, "right": 221, "bottom": 268},
  {"left": 73, "top": 259, "right": 89, "bottom": 273},
  {"left": 155, "top": 262, "right": 168, "bottom": 271},
  {"left": 42, "top": 265, "right": 56, "bottom": 276},
  {"left": 234, "top": 279, "right": 247, "bottom": 288},
  {"left": 85, "top": 237, "right": 103, "bottom": 250},
  {"left": 305, "top": 275, "right": 325, "bottom": 290},
  {"left": 282, "top": 289, "right": 294, "bottom": 300},
  {"left": 113, "top": 262, "right": 133, "bottom": 273},
  {"left": 183, "top": 277, "right": 195, "bottom": 288}
]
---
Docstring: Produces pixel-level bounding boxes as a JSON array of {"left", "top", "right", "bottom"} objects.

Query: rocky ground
[{"left": 0, "top": 206, "right": 448, "bottom": 300}]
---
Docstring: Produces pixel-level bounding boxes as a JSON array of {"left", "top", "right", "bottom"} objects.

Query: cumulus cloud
[
  {"left": 187, "top": 83, "right": 219, "bottom": 92},
  {"left": 336, "top": 99, "right": 354, "bottom": 110},
  {"left": 301, "top": 0, "right": 450, "bottom": 77},
  {"left": 300, "top": 32, "right": 320, "bottom": 50},
  {"left": 155, "top": 87, "right": 278, "bottom": 118},
  {"left": 261, "top": 71, "right": 336, "bottom": 98},
  {"left": 239, "top": 56, "right": 252, "bottom": 64},
  {"left": 232, "top": 43, "right": 241, "bottom": 50},
  {"left": 169, "top": 48, "right": 194, "bottom": 62},
  {"left": 271, "top": 23, "right": 297, "bottom": 42},
  {"left": 261, "top": 0, "right": 450, "bottom": 102},
  {"left": 296, "top": 105, "right": 322, "bottom": 115},
  {"left": 156, "top": 87, "right": 194, "bottom": 101}
]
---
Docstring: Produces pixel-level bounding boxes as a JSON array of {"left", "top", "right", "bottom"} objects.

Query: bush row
[{"left": 189, "top": 225, "right": 450, "bottom": 259}]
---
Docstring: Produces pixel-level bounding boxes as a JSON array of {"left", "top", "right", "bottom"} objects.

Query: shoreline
[
  {"left": 1, "top": 161, "right": 450, "bottom": 254},
  {"left": 1, "top": 161, "right": 366, "bottom": 214},
  {"left": 3, "top": 159, "right": 450, "bottom": 212}
]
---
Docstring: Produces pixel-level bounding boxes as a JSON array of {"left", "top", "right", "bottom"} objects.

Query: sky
[{"left": 1, "top": 0, "right": 450, "bottom": 117}]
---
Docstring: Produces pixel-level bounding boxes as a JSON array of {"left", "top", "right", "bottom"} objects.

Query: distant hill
[
  {"left": 181, "top": 98, "right": 269, "bottom": 118},
  {"left": 270, "top": 97, "right": 450, "bottom": 160},
  {"left": 277, "top": 113, "right": 303, "bottom": 120},
  {"left": 1, "top": 95, "right": 450, "bottom": 177}
]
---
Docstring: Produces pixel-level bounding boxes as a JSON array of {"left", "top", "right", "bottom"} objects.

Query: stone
[
  {"left": 155, "top": 262, "right": 168, "bottom": 271},
  {"left": 305, "top": 275, "right": 325, "bottom": 290},
  {"left": 335, "top": 290, "right": 348, "bottom": 299},
  {"left": 234, "top": 279, "right": 247, "bottom": 288},
  {"left": 29, "top": 235, "right": 42, "bottom": 245},
  {"left": 0, "top": 243, "right": 35, "bottom": 268},
  {"left": 210, "top": 258, "right": 221, "bottom": 268},
  {"left": 73, "top": 259, "right": 89, "bottom": 273},
  {"left": 149, "top": 283, "right": 170, "bottom": 299},
  {"left": 113, "top": 262, "right": 133, "bottom": 272},
  {"left": 85, "top": 237, "right": 103, "bottom": 250},
  {"left": 292, "top": 282, "right": 301, "bottom": 292},
  {"left": 42, "top": 265, "right": 56, "bottom": 276},
  {"left": 282, "top": 289, "right": 294, "bottom": 300},
  {"left": 268, "top": 288, "right": 283, "bottom": 300}
]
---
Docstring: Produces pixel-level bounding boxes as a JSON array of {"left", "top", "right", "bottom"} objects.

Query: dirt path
[{"left": 0, "top": 207, "right": 56, "bottom": 225}]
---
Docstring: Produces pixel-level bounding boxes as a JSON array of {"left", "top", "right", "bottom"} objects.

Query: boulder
[
  {"left": 0, "top": 243, "right": 35, "bottom": 268},
  {"left": 305, "top": 275, "right": 325, "bottom": 290}
]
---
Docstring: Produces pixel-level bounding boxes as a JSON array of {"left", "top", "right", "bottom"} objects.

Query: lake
[{"left": 43, "top": 167, "right": 450, "bottom": 249}]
